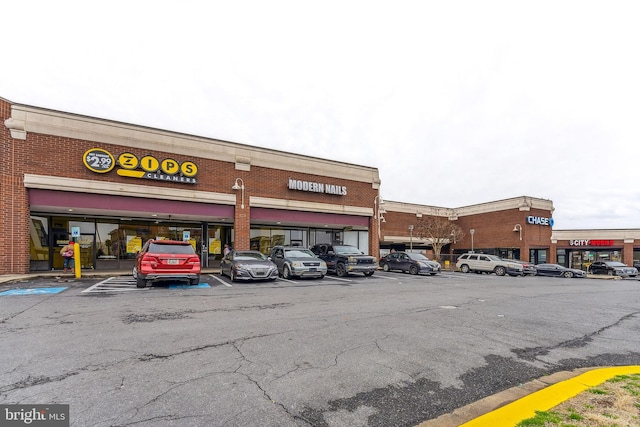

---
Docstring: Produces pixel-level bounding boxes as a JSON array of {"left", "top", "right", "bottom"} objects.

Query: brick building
[
  {"left": 1, "top": 97, "right": 380, "bottom": 274},
  {"left": 378, "top": 197, "right": 554, "bottom": 265},
  {"left": 2, "top": 96, "right": 639, "bottom": 274}
]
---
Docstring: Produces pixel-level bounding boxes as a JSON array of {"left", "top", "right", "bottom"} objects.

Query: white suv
[{"left": 455, "top": 253, "right": 523, "bottom": 276}]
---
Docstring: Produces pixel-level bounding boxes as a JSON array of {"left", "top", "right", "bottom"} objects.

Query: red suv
[{"left": 133, "top": 239, "right": 201, "bottom": 288}]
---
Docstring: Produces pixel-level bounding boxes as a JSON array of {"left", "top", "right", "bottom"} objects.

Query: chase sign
[{"left": 527, "top": 216, "right": 554, "bottom": 227}]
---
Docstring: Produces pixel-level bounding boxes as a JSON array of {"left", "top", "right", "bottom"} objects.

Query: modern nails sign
[{"left": 288, "top": 178, "right": 347, "bottom": 196}]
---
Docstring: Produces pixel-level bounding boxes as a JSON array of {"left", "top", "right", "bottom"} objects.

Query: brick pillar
[
  {"left": 233, "top": 196, "right": 250, "bottom": 251},
  {"left": 549, "top": 241, "right": 557, "bottom": 264},
  {"left": 1, "top": 99, "right": 31, "bottom": 274},
  {"left": 623, "top": 240, "right": 634, "bottom": 266},
  {"left": 370, "top": 216, "right": 380, "bottom": 259}
]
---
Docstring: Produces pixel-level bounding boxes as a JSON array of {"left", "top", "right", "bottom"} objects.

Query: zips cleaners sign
[{"left": 84, "top": 148, "right": 198, "bottom": 184}]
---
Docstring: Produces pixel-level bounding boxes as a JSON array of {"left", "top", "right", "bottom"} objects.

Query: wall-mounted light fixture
[
  {"left": 232, "top": 178, "right": 245, "bottom": 209},
  {"left": 374, "top": 195, "right": 386, "bottom": 237},
  {"left": 513, "top": 223, "right": 522, "bottom": 241}
]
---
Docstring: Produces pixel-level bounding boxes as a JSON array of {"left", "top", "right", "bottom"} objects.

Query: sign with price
[{"left": 83, "top": 148, "right": 115, "bottom": 173}]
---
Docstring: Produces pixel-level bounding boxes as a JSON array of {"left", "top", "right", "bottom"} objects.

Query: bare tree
[{"left": 414, "top": 214, "right": 464, "bottom": 262}]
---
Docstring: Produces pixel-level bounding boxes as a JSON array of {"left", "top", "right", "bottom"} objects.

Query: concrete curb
[{"left": 419, "top": 366, "right": 640, "bottom": 427}]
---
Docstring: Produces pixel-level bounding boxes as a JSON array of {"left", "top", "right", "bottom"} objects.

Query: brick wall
[{"left": 1, "top": 99, "right": 378, "bottom": 273}]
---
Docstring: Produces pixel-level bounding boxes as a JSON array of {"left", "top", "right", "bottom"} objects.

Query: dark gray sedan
[
  {"left": 535, "top": 263, "right": 586, "bottom": 278},
  {"left": 220, "top": 250, "right": 279, "bottom": 282},
  {"left": 379, "top": 252, "right": 441, "bottom": 275}
]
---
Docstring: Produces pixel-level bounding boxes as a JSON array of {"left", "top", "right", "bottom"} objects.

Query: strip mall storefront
[
  {"left": 1, "top": 98, "right": 380, "bottom": 274},
  {"left": 551, "top": 230, "right": 640, "bottom": 271}
]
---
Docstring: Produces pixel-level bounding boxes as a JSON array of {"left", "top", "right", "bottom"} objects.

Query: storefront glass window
[
  {"left": 29, "top": 216, "right": 50, "bottom": 271},
  {"left": 250, "top": 227, "right": 304, "bottom": 255}
]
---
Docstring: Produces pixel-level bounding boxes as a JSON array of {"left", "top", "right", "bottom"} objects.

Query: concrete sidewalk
[
  {"left": 420, "top": 366, "right": 640, "bottom": 426},
  {"left": 0, "top": 268, "right": 222, "bottom": 285}
]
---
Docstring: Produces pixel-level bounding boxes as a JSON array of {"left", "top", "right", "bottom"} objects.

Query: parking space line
[
  {"left": 209, "top": 274, "right": 232, "bottom": 287},
  {"left": 82, "top": 277, "right": 148, "bottom": 293},
  {"left": 322, "top": 276, "right": 352, "bottom": 283}
]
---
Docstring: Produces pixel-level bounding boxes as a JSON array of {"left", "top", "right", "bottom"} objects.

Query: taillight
[
  {"left": 142, "top": 255, "right": 159, "bottom": 268},
  {"left": 186, "top": 256, "right": 200, "bottom": 266}
]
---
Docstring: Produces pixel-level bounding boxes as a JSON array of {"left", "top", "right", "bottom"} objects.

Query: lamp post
[
  {"left": 409, "top": 224, "right": 414, "bottom": 252},
  {"left": 470, "top": 228, "right": 475, "bottom": 253},
  {"left": 232, "top": 178, "right": 245, "bottom": 209},
  {"left": 374, "top": 195, "right": 385, "bottom": 238},
  {"left": 513, "top": 224, "right": 522, "bottom": 241}
]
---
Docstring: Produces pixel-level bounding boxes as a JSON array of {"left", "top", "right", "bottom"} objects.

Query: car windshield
[
  {"left": 605, "top": 262, "right": 626, "bottom": 267},
  {"left": 284, "top": 249, "right": 315, "bottom": 258},
  {"left": 235, "top": 251, "right": 267, "bottom": 261},
  {"left": 334, "top": 246, "right": 364, "bottom": 255},
  {"left": 408, "top": 253, "right": 429, "bottom": 261},
  {"left": 148, "top": 242, "right": 195, "bottom": 254}
]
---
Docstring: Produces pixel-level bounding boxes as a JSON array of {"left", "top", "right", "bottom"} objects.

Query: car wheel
[
  {"left": 607, "top": 270, "right": 614, "bottom": 276},
  {"left": 283, "top": 265, "right": 292, "bottom": 279},
  {"left": 190, "top": 276, "right": 200, "bottom": 286},
  {"left": 382, "top": 263, "right": 390, "bottom": 272},
  {"left": 494, "top": 266, "right": 506, "bottom": 276},
  {"left": 409, "top": 265, "right": 418, "bottom": 275},
  {"left": 364, "top": 271, "right": 374, "bottom": 276},
  {"left": 231, "top": 270, "right": 237, "bottom": 282},
  {"left": 136, "top": 275, "right": 146, "bottom": 288},
  {"left": 460, "top": 264, "right": 470, "bottom": 273},
  {"left": 132, "top": 266, "right": 138, "bottom": 279},
  {"left": 336, "top": 263, "right": 347, "bottom": 277},
  {"left": 319, "top": 274, "right": 325, "bottom": 279},
  {"left": 430, "top": 272, "right": 437, "bottom": 276},
  {"left": 563, "top": 271, "right": 573, "bottom": 278}
]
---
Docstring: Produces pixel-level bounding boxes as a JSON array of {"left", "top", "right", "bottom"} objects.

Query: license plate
[
  {"left": 167, "top": 259, "right": 179, "bottom": 265},
  {"left": 309, "top": 268, "right": 317, "bottom": 272}
]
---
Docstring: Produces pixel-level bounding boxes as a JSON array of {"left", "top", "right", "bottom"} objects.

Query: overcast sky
[{"left": 3, "top": 1, "right": 639, "bottom": 230}]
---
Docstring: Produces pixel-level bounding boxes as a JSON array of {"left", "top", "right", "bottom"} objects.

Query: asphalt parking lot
[{"left": 1, "top": 271, "right": 639, "bottom": 426}]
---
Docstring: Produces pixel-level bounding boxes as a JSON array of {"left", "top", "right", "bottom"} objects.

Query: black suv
[{"left": 310, "top": 244, "right": 377, "bottom": 277}]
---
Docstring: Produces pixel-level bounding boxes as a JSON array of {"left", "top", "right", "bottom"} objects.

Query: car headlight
[
  {"left": 291, "top": 261, "right": 303, "bottom": 268},
  {"left": 348, "top": 256, "right": 356, "bottom": 263}
]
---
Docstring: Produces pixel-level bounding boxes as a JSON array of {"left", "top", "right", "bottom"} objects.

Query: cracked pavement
[{"left": 1, "top": 273, "right": 639, "bottom": 426}]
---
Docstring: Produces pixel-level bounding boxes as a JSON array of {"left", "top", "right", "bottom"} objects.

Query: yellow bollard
[
  {"left": 72, "top": 242, "right": 81, "bottom": 278},
  {"left": 445, "top": 260, "right": 450, "bottom": 270}
]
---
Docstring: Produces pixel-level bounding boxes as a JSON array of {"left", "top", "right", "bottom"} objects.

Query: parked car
[
  {"left": 504, "top": 259, "right": 537, "bottom": 276},
  {"left": 221, "top": 250, "right": 278, "bottom": 282},
  {"left": 310, "top": 244, "right": 377, "bottom": 277},
  {"left": 534, "top": 263, "right": 586, "bottom": 278},
  {"left": 133, "top": 239, "right": 201, "bottom": 288},
  {"left": 455, "top": 253, "right": 523, "bottom": 276},
  {"left": 379, "top": 252, "right": 441, "bottom": 275},
  {"left": 588, "top": 261, "right": 638, "bottom": 277},
  {"left": 269, "top": 246, "right": 327, "bottom": 279}
]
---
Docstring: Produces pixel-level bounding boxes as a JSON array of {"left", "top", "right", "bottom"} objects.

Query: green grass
[{"left": 516, "top": 410, "right": 563, "bottom": 426}]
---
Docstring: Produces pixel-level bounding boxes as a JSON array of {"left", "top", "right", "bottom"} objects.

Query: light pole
[
  {"left": 374, "top": 195, "right": 385, "bottom": 238},
  {"left": 232, "top": 178, "right": 245, "bottom": 209},
  {"left": 409, "top": 225, "right": 414, "bottom": 252},
  {"left": 470, "top": 228, "right": 475, "bottom": 253},
  {"left": 513, "top": 224, "right": 522, "bottom": 241}
]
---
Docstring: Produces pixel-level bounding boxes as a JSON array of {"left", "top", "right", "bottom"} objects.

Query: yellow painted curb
[{"left": 460, "top": 366, "right": 640, "bottom": 427}]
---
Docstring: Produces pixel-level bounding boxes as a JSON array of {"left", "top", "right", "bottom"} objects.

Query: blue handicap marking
[
  {"left": 0, "top": 287, "right": 67, "bottom": 296},
  {"left": 168, "top": 283, "right": 211, "bottom": 290}
]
